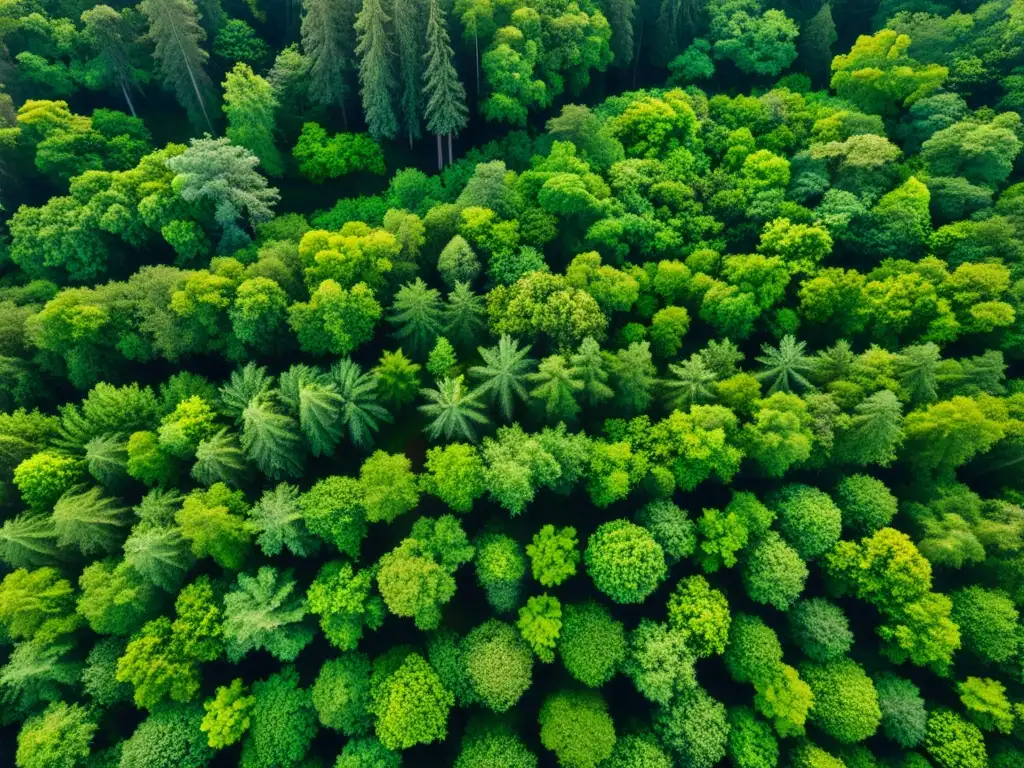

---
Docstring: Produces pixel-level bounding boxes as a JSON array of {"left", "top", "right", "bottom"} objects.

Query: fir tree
[
  {"left": 800, "top": 3, "right": 837, "bottom": 87},
  {"left": 140, "top": 0, "right": 216, "bottom": 131},
  {"left": 354, "top": 0, "right": 398, "bottom": 140},
  {"left": 81, "top": 5, "right": 147, "bottom": 117},
  {"left": 301, "top": 0, "right": 357, "bottom": 125},
  {"left": 422, "top": 0, "right": 469, "bottom": 167},
  {"left": 393, "top": 0, "right": 424, "bottom": 148}
]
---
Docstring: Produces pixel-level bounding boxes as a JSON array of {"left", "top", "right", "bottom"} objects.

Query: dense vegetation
[{"left": 1, "top": 0, "right": 1024, "bottom": 766}]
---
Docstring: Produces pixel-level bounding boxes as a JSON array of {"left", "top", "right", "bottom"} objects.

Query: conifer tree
[
  {"left": 301, "top": 0, "right": 357, "bottom": 125},
  {"left": 222, "top": 63, "right": 284, "bottom": 177},
  {"left": 140, "top": 0, "right": 216, "bottom": 131},
  {"left": 354, "top": 0, "right": 398, "bottom": 141},
  {"left": 800, "top": 3, "right": 837, "bottom": 87},
  {"left": 423, "top": 0, "right": 469, "bottom": 168},
  {"left": 393, "top": 0, "right": 424, "bottom": 148},
  {"left": 80, "top": 5, "right": 147, "bottom": 117}
]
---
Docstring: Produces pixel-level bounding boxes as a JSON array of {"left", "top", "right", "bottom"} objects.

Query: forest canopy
[{"left": 1, "top": 0, "right": 1024, "bottom": 766}]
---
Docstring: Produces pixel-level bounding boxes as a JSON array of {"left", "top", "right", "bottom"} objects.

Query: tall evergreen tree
[
  {"left": 139, "top": 0, "right": 216, "bottom": 131},
  {"left": 604, "top": 0, "right": 636, "bottom": 67},
  {"left": 800, "top": 2, "right": 837, "bottom": 87},
  {"left": 301, "top": 0, "right": 357, "bottom": 125},
  {"left": 393, "top": 0, "right": 425, "bottom": 148},
  {"left": 423, "top": 0, "right": 469, "bottom": 168},
  {"left": 354, "top": 0, "right": 398, "bottom": 141},
  {"left": 80, "top": 5, "right": 148, "bottom": 117},
  {"left": 222, "top": 63, "right": 284, "bottom": 176}
]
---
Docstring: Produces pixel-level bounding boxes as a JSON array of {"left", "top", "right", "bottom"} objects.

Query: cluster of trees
[{"left": 2, "top": 0, "right": 1024, "bottom": 767}]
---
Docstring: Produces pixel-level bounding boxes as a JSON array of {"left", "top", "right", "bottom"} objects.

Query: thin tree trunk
[
  {"left": 436, "top": 134, "right": 443, "bottom": 170},
  {"left": 448, "top": 130, "right": 453, "bottom": 166},
  {"left": 474, "top": 31, "right": 480, "bottom": 96},
  {"left": 167, "top": 15, "right": 213, "bottom": 132},
  {"left": 341, "top": 98, "right": 348, "bottom": 130},
  {"left": 119, "top": 78, "right": 137, "bottom": 117},
  {"left": 632, "top": 20, "right": 643, "bottom": 88}
]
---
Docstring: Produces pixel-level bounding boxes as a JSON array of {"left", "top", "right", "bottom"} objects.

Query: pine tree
[
  {"left": 354, "top": 0, "right": 398, "bottom": 141},
  {"left": 123, "top": 526, "right": 195, "bottom": 592},
  {"left": 469, "top": 335, "right": 537, "bottom": 421},
  {"left": 221, "top": 363, "right": 274, "bottom": 423},
  {"left": 393, "top": 0, "right": 425, "bottom": 148},
  {"left": 663, "top": 355, "right": 718, "bottom": 410},
  {"left": 443, "top": 282, "right": 486, "bottom": 349},
  {"left": 571, "top": 337, "right": 614, "bottom": 407},
  {"left": 139, "top": 0, "right": 216, "bottom": 131},
  {"left": 422, "top": 0, "right": 468, "bottom": 167},
  {"left": 301, "top": 0, "right": 357, "bottom": 125},
  {"left": 529, "top": 355, "right": 584, "bottom": 423},
  {"left": 800, "top": 2, "right": 837, "bottom": 87},
  {"left": 84, "top": 434, "right": 128, "bottom": 487},
  {"left": 222, "top": 63, "right": 284, "bottom": 176},
  {"left": 389, "top": 278, "right": 444, "bottom": 358},
  {"left": 604, "top": 0, "right": 636, "bottom": 67}
]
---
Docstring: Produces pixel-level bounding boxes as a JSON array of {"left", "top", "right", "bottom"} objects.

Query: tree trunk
[
  {"left": 341, "top": 98, "right": 348, "bottom": 130},
  {"left": 632, "top": 20, "right": 643, "bottom": 88},
  {"left": 168, "top": 17, "right": 213, "bottom": 133},
  {"left": 448, "top": 131, "right": 453, "bottom": 167},
  {"left": 474, "top": 31, "right": 480, "bottom": 96},
  {"left": 436, "top": 134, "right": 443, "bottom": 171},
  {"left": 119, "top": 78, "right": 137, "bottom": 117}
]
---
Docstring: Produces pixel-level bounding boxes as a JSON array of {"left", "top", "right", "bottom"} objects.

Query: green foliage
[
  {"left": 517, "top": 594, "right": 561, "bottom": 663},
  {"left": 201, "top": 679, "right": 254, "bottom": 749},
  {"left": 242, "top": 667, "right": 318, "bottom": 768},
  {"left": 311, "top": 654, "right": 373, "bottom": 736},
  {"left": 223, "top": 566, "right": 313, "bottom": 662},
  {"left": 801, "top": 659, "right": 881, "bottom": 743},
  {"left": 422, "top": 443, "right": 486, "bottom": 513},
  {"left": 538, "top": 689, "right": 616, "bottom": 768},
  {"left": 119, "top": 703, "right": 213, "bottom": 768},
  {"left": 925, "top": 710, "right": 987, "bottom": 768},
  {"left": 742, "top": 531, "right": 808, "bottom": 610},
  {"left": 623, "top": 619, "right": 695, "bottom": 704},
  {"left": 875, "top": 673, "right": 926, "bottom": 747},
  {"left": 558, "top": 601, "right": 626, "bottom": 687},
  {"left": 788, "top": 598, "right": 853, "bottom": 662},
  {"left": 15, "top": 702, "right": 95, "bottom": 768},
  {"left": 462, "top": 620, "right": 533, "bottom": 711},
  {"left": 370, "top": 652, "right": 453, "bottom": 750},
  {"left": 526, "top": 525, "right": 579, "bottom": 586},
  {"left": 307, "top": 561, "right": 386, "bottom": 650},
  {"left": 584, "top": 520, "right": 666, "bottom": 603},
  {"left": 655, "top": 687, "right": 729, "bottom": 768},
  {"left": 294, "top": 124, "right": 386, "bottom": 182},
  {"left": 667, "top": 576, "right": 731, "bottom": 657},
  {"left": 772, "top": 484, "right": 843, "bottom": 559},
  {"left": 360, "top": 451, "right": 420, "bottom": 523},
  {"left": 474, "top": 533, "right": 526, "bottom": 612}
]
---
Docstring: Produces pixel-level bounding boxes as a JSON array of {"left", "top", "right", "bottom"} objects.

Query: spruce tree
[
  {"left": 301, "top": 0, "right": 357, "bottom": 125},
  {"left": 800, "top": 3, "right": 837, "bottom": 87},
  {"left": 139, "top": 0, "right": 216, "bottom": 131},
  {"left": 604, "top": 0, "right": 636, "bottom": 67},
  {"left": 423, "top": 0, "right": 469, "bottom": 168},
  {"left": 80, "top": 5, "right": 147, "bottom": 117},
  {"left": 354, "top": 0, "right": 398, "bottom": 141},
  {"left": 393, "top": 0, "right": 424, "bottom": 148}
]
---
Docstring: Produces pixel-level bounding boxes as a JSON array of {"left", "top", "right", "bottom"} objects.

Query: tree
[
  {"left": 311, "top": 654, "right": 372, "bottom": 735},
  {"left": 240, "top": 394, "right": 304, "bottom": 480},
  {"left": 390, "top": 278, "right": 443, "bottom": 357},
  {"left": 371, "top": 653, "right": 453, "bottom": 750},
  {"left": 223, "top": 567, "right": 313, "bottom": 662},
  {"left": 925, "top": 710, "right": 987, "bottom": 768},
  {"left": 12, "top": 452, "right": 81, "bottom": 512},
  {"left": 293, "top": 124, "right": 387, "bottom": 181},
  {"left": 664, "top": 355, "right": 718, "bottom": 410},
  {"left": 957, "top": 676, "right": 1013, "bottom": 734},
  {"left": 529, "top": 355, "right": 584, "bottom": 422},
  {"left": 422, "top": 443, "right": 486, "bottom": 513},
  {"left": 788, "top": 598, "right": 852, "bottom": 662},
  {"left": 307, "top": 561, "right": 385, "bottom": 649},
  {"left": 222, "top": 64, "right": 284, "bottom": 176},
  {"left": 77, "top": 559, "right": 159, "bottom": 636},
  {"left": 950, "top": 586, "right": 1019, "bottom": 664},
  {"left": 726, "top": 708, "right": 778, "bottom": 768},
  {"left": 470, "top": 335, "right": 536, "bottom": 421},
  {"left": 455, "top": 719, "right": 538, "bottom": 768},
  {"left": 772, "top": 484, "right": 843, "bottom": 559},
  {"left": 242, "top": 667, "right": 318, "bottom": 768},
  {"left": 801, "top": 660, "right": 881, "bottom": 743},
  {"left": 527, "top": 525, "right": 580, "bottom": 586},
  {"left": 166, "top": 136, "right": 280, "bottom": 252},
  {"left": 558, "top": 602, "right": 626, "bottom": 687},
  {"left": 52, "top": 486, "right": 128, "bottom": 556},
  {"left": 572, "top": 337, "right": 614, "bottom": 406},
  {"left": 585, "top": 520, "right": 666, "bottom": 603},
  {"left": 193, "top": 429, "right": 247, "bottom": 487},
  {"left": 354, "top": 0, "right": 398, "bottom": 140},
  {"left": 666, "top": 576, "right": 731, "bottom": 657},
  {"left": 301, "top": 0, "right": 356, "bottom": 123},
  {"left": 119, "top": 703, "right": 213, "bottom": 768},
  {"left": 636, "top": 500, "right": 696, "bottom": 564},
  {"left": 610, "top": 341, "right": 658, "bottom": 414},
  {"left": 80, "top": 5, "right": 148, "bottom": 117},
  {"left": 374, "top": 349, "right": 422, "bottom": 407},
  {"left": 289, "top": 280, "right": 382, "bottom": 356},
  {"left": 140, "top": 0, "right": 215, "bottom": 130},
  {"left": 249, "top": 483, "right": 318, "bottom": 557},
  {"left": 711, "top": 5, "right": 799, "bottom": 77},
  {"left": 300, "top": 476, "right": 367, "bottom": 557},
  {"left": 623, "top": 619, "right": 696, "bottom": 705},
  {"left": 332, "top": 359, "right": 392, "bottom": 448},
  {"left": 201, "top": 679, "right": 254, "bottom": 749},
  {"left": 875, "top": 673, "right": 926, "bottom": 747},
  {"left": 392, "top": 0, "right": 424, "bottom": 148},
  {"left": 756, "top": 335, "right": 814, "bottom": 393},
  {"left": 474, "top": 533, "right": 526, "bottom": 612},
  {"left": 359, "top": 451, "right": 420, "bottom": 523},
  {"left": 0, "top": 567, "right": 77, "bottom": 644},
  {"left": 16, "top": 701, "right": 95, "bottom": 768},
  {"left": 423, "top": 0, "right": 469, "bottom": 168},
  {"left": 830, "top": 30, "right": 948, "bottom": 116},
  {"left": 655, "top": 686, "right": 729, "bottom": 768},
  {"left": 800, "top": 2, "right": 836, "bottom": 86},
  {"left": 742, "top": 532, "right": 808, "bottom": 610},
  {"left": 518, "top": 594, "right": 562, "bottom": 662},
  {"left": 538, "top": 689, "right": 616, "bottom": 768},
  {"left": 462, "top": 620, "right": 534, "bottom": 712},
  {"left": 420, "top": 376, "right": 491, "bottom": 442}
]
